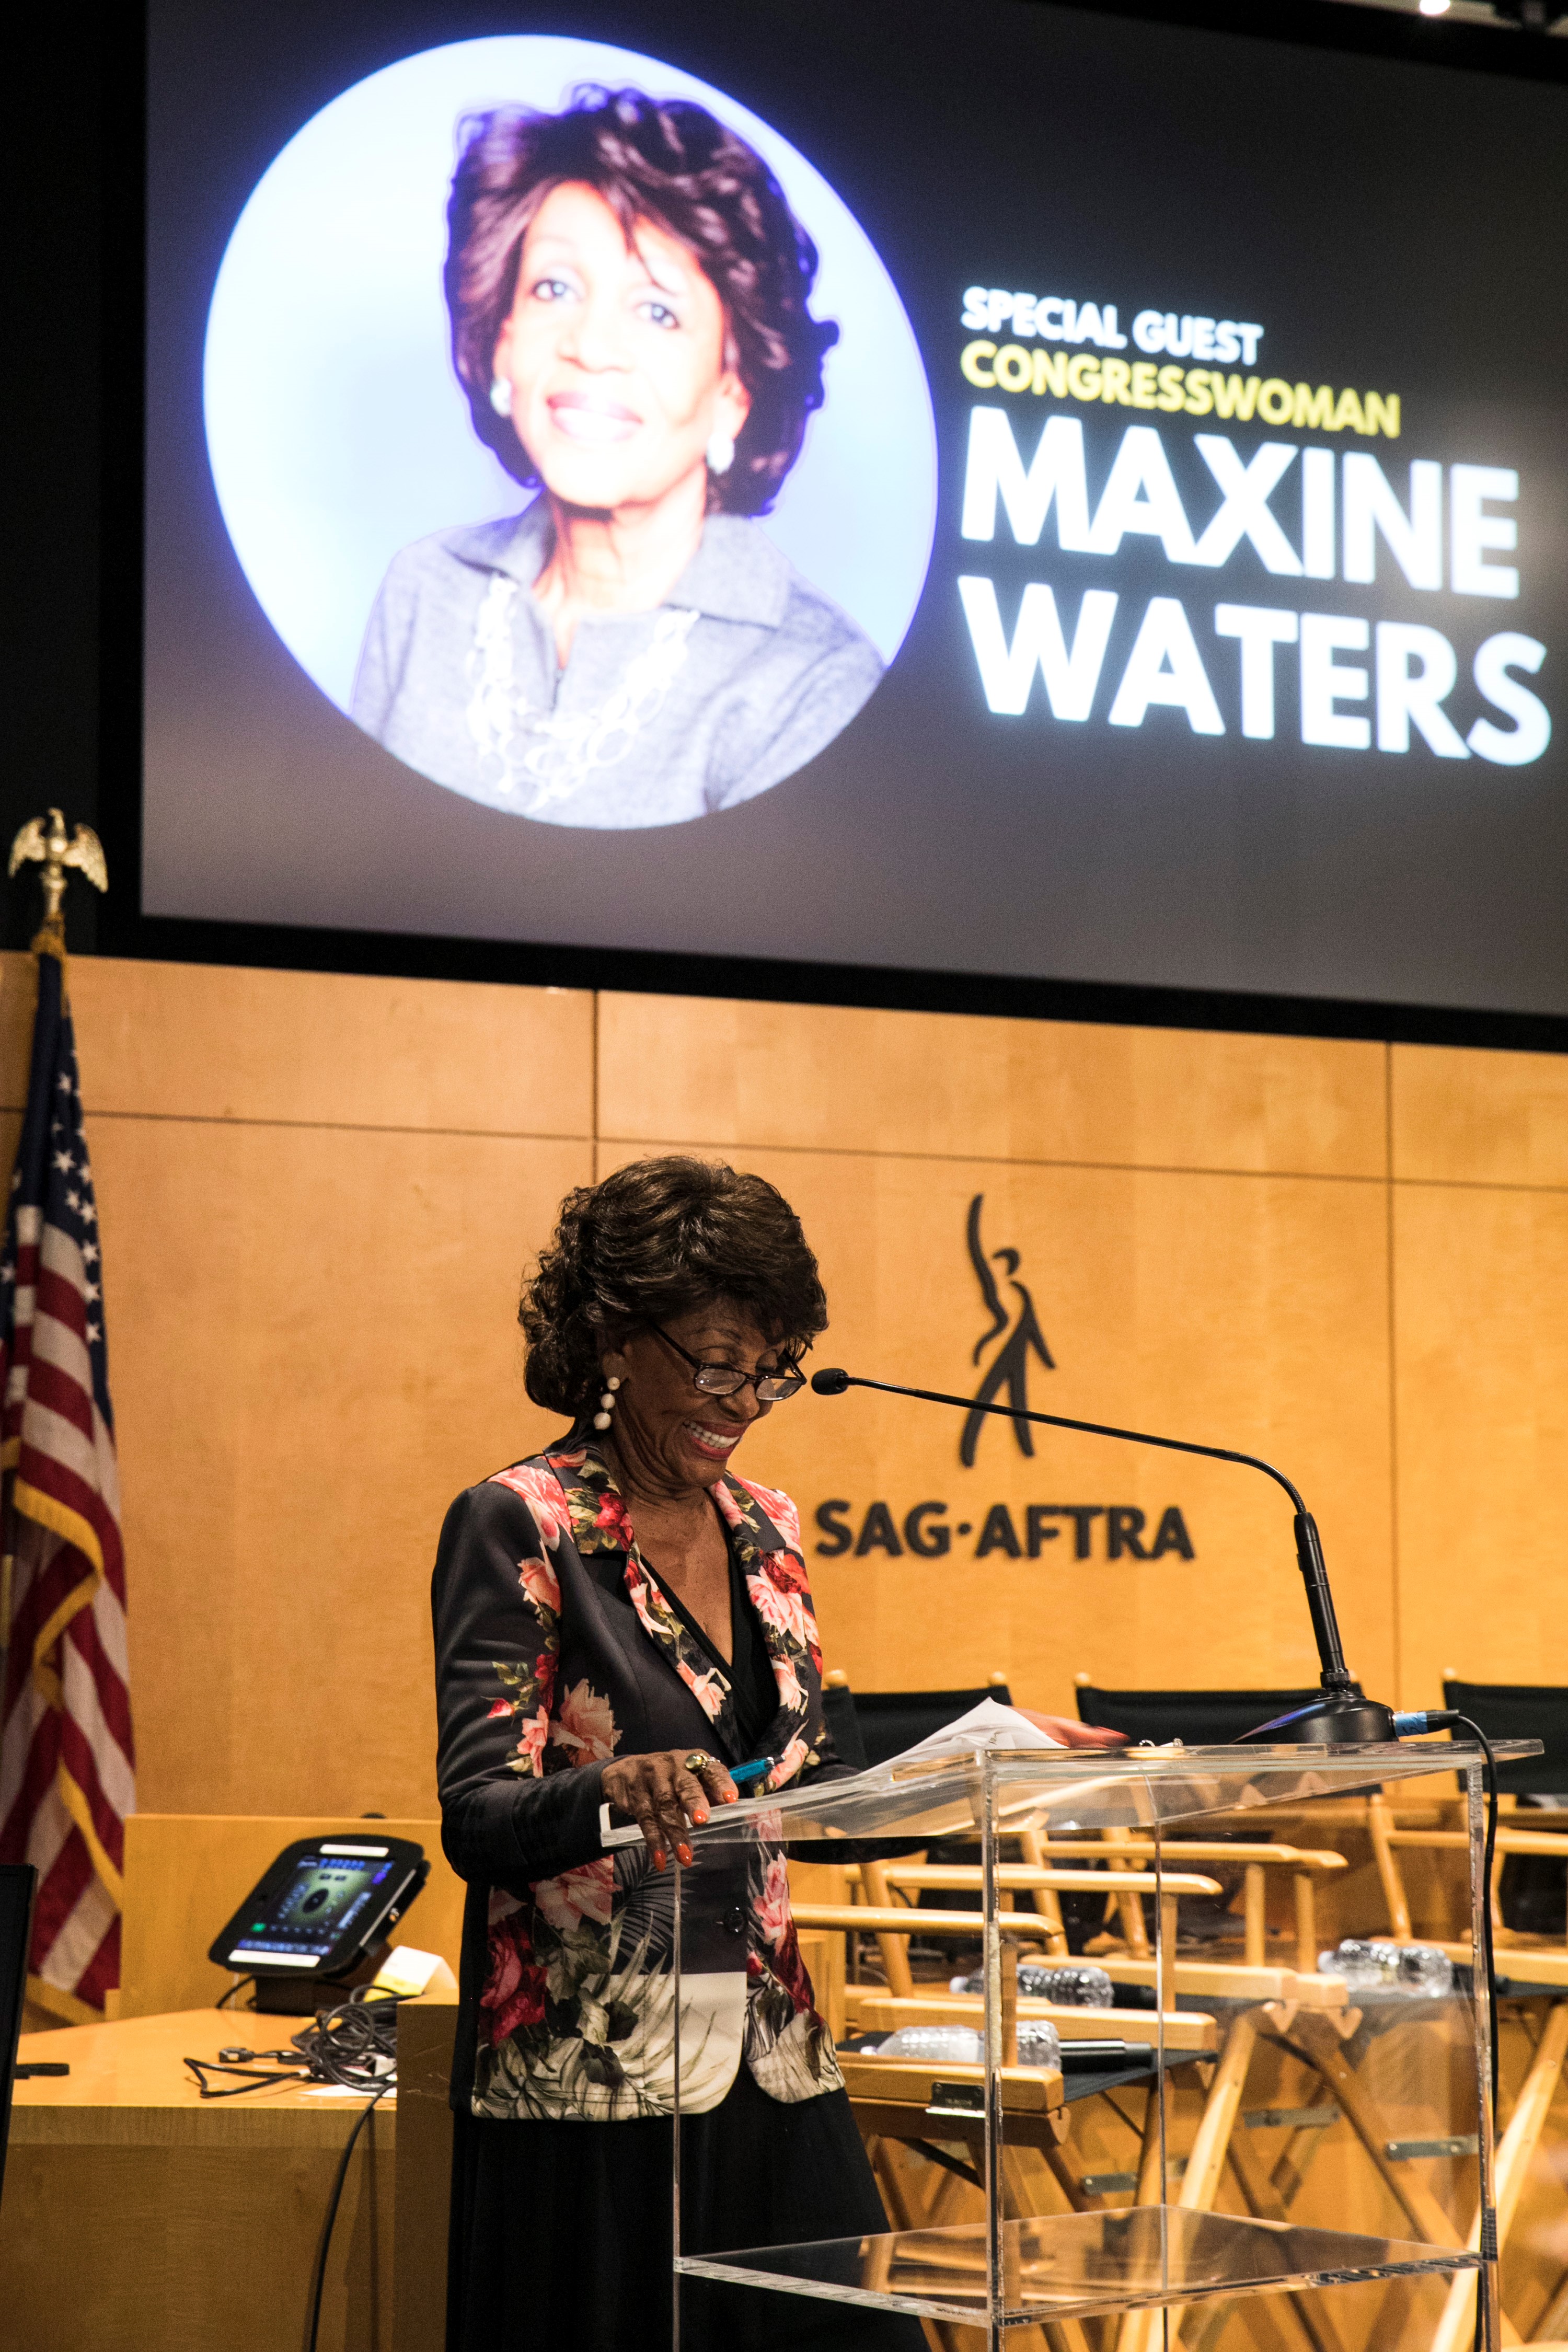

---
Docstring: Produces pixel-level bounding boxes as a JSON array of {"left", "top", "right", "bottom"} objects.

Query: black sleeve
[
  {"left": 791, "top": 1710, "right": 925, "bottom": 1859},
  {"left": 798, "top": 1715, "right": 935, "bottom": 1859},
  {"left": 432, "top": 1484, "right": 608, "bottom": 1893},
  {"left": 799, "top": 1742, "right": 858, "bottom": 1791}
]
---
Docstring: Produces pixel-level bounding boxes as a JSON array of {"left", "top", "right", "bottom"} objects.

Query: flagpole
[
  {"left": 0, "top": 813, "right": 106, "bottom": 1670},
  {"left": 0, "top": 808, "right": 125, "bottom": 2024}
]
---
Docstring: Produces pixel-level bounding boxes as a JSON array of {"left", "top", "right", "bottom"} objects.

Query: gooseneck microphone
[{"left": 809, "top": 1366, "right": 1397, "bottom": 1747}]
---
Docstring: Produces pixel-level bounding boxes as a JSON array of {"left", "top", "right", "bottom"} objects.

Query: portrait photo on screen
[{"left": 201, "top": 35, "right": 937, "bottom": 830}]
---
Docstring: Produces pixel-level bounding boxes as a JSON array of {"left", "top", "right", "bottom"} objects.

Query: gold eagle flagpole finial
[{"left": 8, "top": 807, "right": 108, "bottom": 958}]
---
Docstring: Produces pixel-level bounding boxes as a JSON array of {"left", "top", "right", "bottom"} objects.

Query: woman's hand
[
  {"left": 1015, "top": 1710, "right": 1130, "bottom": 1749},
  {"left": 601, "top": 1749, "right": 740, "bottom": 1870}
]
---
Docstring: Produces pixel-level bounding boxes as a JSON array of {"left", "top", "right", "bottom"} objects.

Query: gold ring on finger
[{"left": 684, "top": 1751, "right": 710, "bottom": 1774}]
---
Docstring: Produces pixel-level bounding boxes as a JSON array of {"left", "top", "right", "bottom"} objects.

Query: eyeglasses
[{"left": 649, "top": 1322, "right": 806, "bottom": 1403}]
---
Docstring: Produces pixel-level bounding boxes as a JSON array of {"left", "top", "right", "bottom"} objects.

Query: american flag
[{"left": 0, "top": 947, "right": 133, "bottom": 2020}]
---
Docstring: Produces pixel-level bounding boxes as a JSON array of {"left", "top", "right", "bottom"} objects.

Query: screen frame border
[{"left": 19, "top": 0, "right": 1568, "bottom": 1052}]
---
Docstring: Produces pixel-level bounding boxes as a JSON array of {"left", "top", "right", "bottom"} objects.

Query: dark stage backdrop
[{"left": 136, "top": 1, "right": 1566, "bottom": 1012}]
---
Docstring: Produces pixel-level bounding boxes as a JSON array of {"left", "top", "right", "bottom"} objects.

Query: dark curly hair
[
  {"left": 520, "top": 1156, "right": 828, "bottom": 1416},
  {"left": 444, "top": 86, "right": 838, "bottom": 517}
]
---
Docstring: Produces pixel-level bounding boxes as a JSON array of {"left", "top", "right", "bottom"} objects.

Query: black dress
[{"left": 446, "top": 1528, "right": 924, "bottom": 2352}]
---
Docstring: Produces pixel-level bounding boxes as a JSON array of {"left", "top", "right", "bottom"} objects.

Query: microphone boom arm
[{"left": 811, "top": 1367, "right": 1391, "bottom": 1742}]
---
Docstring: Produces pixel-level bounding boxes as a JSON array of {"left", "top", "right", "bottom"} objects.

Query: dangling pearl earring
[
  {"left": 705, "top": 428, "right": 734, "bottom": 476},
  {"left": 489, "top": 376, "right": 513, "bottom": 418},
  {"left": 593, "top": 1375, "right": 622, "bottom": 1433}
]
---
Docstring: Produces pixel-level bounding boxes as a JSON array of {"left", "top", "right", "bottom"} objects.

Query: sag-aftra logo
[{"left": 813, "top": 1197, "right": 1195, "bottom": 1566}]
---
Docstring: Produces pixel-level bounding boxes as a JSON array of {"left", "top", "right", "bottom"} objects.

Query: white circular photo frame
[{"left": 204, "top": 34, "right": 938, "bottom": 820}]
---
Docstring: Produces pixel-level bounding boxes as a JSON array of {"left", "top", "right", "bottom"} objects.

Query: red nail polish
[
  {"left": 693, "top": 1809, "right": 709, "bottom": 1825},
  {"left": 654, "top": 1851, "right": 666, "bottom": 1870},
  {"left": 677, "top": 1843, "right": 694, "bottom": 1866}
]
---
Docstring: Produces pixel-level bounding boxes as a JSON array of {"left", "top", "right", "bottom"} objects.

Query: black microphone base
[{"left": 1239, "top": 1689, "right": 1399, "bottom": 1746}]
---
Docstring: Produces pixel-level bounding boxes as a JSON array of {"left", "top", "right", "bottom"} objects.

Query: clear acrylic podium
[{"left": 673, "top": 1739, "right": 1533, "bottom": 2349}]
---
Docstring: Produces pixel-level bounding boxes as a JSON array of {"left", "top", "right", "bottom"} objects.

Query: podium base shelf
[{"left": 674, "top": 2205, "right": 1481, "bottom": 2328}]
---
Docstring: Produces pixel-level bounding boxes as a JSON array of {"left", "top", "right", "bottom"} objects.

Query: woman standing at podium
[{"left": 433, "top": 1156, "right": 927, "bottom": 2348}]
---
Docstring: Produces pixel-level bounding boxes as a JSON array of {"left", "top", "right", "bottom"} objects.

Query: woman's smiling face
[
  {"left": 493, "top": 181, "right": 751, "bottom": 515},
  {"left": 603, "top": 1303, "right": 791, "bottom": 1498}
]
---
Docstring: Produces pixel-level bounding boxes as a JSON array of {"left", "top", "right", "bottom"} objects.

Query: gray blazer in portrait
[{"left": 351, "top": 499, "right": 885, "bottom": 829}]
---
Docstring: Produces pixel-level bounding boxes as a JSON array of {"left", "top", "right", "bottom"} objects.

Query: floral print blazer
[{"left": 432, "top": 1439, "right": 848, "bottom": 2123}]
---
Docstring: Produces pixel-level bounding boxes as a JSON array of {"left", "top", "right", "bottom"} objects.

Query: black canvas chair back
[
  {"left": 849, "top": 1684, "right": 1012, "bottom": 1769},
  {"left": 1442, "top": 1679, "right": 1568, "bottom": 1799},
  {"left": 821, "top": 1678, "right": 869, "bottom": 1772},
  {"left": 0, "top": 1863, "right": 36, "bottom": 2211},
  {"left": 1076, "top": 1684, "right": 1322, "bottom": 1747}
]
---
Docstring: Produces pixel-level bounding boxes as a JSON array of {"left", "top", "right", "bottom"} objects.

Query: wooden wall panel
[
  {"left": 1393, "top": 1041, "right": 1568, "bottom": 1189},
  {"left": 601, "top": 1140, "right": 1396, "bottom": 1721},
  {"left": 69, "top": 958, "right": 594, "bottom": 1133},
  {"left": 98, "top": 1117, "right": 587, "bottom": 1816},
  {"left": 0, "top": 952, "right": 594, "bottom": 1129},
  {"left": 598, "top": 995, "right": 1386, "bottom": 1178},
  {"left": 0, "top": 954, "right": 39, "bottom": 1104},
  {"left": 1392, "top": 1181, "right": 1568, "bottom": 1698}
]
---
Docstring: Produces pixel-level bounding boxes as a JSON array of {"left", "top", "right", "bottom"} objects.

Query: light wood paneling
[
  {"left": 0, "top": 950, "right": 595, "bottom": 1132},
  {"left": 1393, "top": 1181, "right": 1568, "bottom": 1699},
  {"left": 0, "top": 953, "right": 39, "bottom": 1105},
  {"left": 96, "top": 1112, "right": 587, "bottom": 1816},
  {"left": 601, "top": 1142, "right": 1396, "bottom": 1720},
  {"left": 1393, "top": 1041, "right": 1568, "bottom": 1190},
  {"left": 598, "top": 994, "right": 1387, "bottom": 1178}
]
